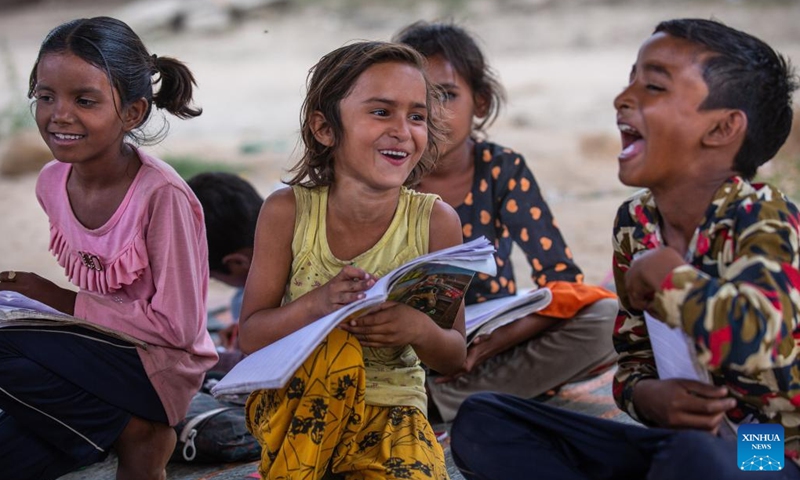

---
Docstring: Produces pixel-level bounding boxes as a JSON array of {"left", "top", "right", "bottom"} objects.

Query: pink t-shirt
[{"left": 35, "top": 148, "right": 218, "bottom": 425}]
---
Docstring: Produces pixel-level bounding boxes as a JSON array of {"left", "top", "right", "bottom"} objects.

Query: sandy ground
[{"left": 1, "top": 0, "right": 800, "bottom": 307}]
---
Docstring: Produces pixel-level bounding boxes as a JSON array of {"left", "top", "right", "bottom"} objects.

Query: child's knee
[{"left": 577, "top": 297, "right": 619, "bottom": 325}]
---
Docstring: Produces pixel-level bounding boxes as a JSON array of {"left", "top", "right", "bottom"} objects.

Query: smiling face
[
  {"left": 614, "top": 32, "right": 720, "bottom": 190},
  {"left": 327, "top": 61, "right": 429, "bottom": 190},
  {"left": 33, "top": 52, "right": 134, "bottom": 167}
]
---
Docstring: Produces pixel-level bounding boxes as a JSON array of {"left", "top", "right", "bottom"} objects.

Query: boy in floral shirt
[{"left": 450, "top": 18, "right": 800, "bottom": 480}]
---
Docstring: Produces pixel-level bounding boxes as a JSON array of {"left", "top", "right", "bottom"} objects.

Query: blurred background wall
[{"left": 1, "top": 0, "right": 799, "bottom": 294}]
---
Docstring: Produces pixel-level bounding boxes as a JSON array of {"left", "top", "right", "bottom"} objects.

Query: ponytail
[{"left": 152, "top": 55, "right": 202, "bottom": 119}]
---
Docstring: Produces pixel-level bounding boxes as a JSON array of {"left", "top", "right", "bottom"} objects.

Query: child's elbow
[
  {"left": 237, "top": 319, "right": 265, "bottom": 354},
  {"left": 238, "top": 330, "right": 270, "bottom": 355},
  {"left": 239, "top": 337, "right": 259, "bottom": 355},
  {"left": 435, "top": 344, "right": 467, "bottom": 376}
]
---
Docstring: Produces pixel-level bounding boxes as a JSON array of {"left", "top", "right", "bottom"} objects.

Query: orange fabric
[{"left": 537, "top": 281, "right": 617, "bottom": 319}]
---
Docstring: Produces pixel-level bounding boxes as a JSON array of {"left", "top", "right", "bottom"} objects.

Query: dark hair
[
  {"left": 188, "top": 172, "right": 263, "bottom": 274},
  {"left": 394, "top": 20, "right": 506, "bottom": 135},
  {"left": 28, "top": 16, "right": 201, "bottom": 144},
  {"left": 654, "top": 19, "right": 797, "bottom": 179},
  {"left": 287, "top": 41, "right": 445, "bottom": 188}
]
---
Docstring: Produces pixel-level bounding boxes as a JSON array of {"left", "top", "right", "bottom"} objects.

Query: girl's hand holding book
[
  {"left": 341, "top": 301, "right": 430, "bottom": 348},
  {"left": 311, "top": 265, "right": 374, "bottom": 317}
]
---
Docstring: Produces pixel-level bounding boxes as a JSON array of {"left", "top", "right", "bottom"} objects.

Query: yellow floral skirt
[{"left": 245, "top": 328, "right": 448, "bottom": 480}]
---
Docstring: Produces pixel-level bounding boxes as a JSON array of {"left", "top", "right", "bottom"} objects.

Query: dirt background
[{"left": 1, "top": 0, "right": 799, "bottom": 307}]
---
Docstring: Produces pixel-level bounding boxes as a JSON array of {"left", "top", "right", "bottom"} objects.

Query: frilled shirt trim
[{"left": 48, "top": 223, "right": 149, "bottom": 295}]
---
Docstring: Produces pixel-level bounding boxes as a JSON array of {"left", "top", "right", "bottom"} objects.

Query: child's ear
[
  {"left": 702, "top": 109, "right": 747, "bottom": 149},
  {"left": 122, "top": 97, "right": 149, "bottom": 132},
  {"left": 222, "top": 251, "right": 252, "bottom": 279},
  {"left": 310, "top": 111, "right": 335, "bottom": 147},
  {"left": 473, "top": 93, "right": 490, "bottom": 119}
]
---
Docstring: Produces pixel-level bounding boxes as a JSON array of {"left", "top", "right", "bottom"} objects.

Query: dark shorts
[{"left": 0, "top": 325, "right": 166, "bottom": 479}]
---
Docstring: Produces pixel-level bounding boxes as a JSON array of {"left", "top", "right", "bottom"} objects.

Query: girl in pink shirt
[{"left": 0, "top": 16, "right": 217, "bottom": 480}]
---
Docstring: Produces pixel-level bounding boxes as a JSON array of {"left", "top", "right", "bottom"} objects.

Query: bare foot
[{"left": 114, "top": 416, "right": 176, "bottom": 480}]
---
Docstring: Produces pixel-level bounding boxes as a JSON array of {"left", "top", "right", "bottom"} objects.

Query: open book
[
  {"left": 465, "top": 288, "right": 552, "bottom": 345},
  {"left": 644, "top": 312, "right": 708, "bottom": 383},
  {"left": 0, "top": 291, "right": 147, "bottom": 348},
  {"left": 211, "top": 237, "right": 497, "bottom": 397}
]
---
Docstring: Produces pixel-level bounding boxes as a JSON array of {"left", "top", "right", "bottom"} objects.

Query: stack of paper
[{"left": 465, "top": 288, "right": 552, "bottom": 344}]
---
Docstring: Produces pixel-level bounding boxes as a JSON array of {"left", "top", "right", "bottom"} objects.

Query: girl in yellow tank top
[{"left": 238, "top": 41, "right": 467, "bottom": 480}]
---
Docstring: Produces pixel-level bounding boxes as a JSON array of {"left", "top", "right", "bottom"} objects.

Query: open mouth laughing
[{"left": 618, "top": 123, "right": 644, "bottom": 161}]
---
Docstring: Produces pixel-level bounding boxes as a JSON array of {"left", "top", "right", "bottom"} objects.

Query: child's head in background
[
  {"left": 28, "top": 16, "right": 201, "bottom": 152},
  {"left": 188, "top": 172, "right": 263, "bottom": 288},
  {"left": 394, "top": 21, "right": 505, "bottom": 146},
  {"left": 614, "top": 18, "right": 796, "bottom": 189},
  {"left": 287, "top": 41, "right": 445, "bottom": 188}
]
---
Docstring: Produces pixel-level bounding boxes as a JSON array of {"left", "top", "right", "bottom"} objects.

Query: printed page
[
  {"left": 387, "top": 263, "right": 475, "bottom": 329},
  {"left": 644, "top": 312, "right": 709, "bottom": 383}
]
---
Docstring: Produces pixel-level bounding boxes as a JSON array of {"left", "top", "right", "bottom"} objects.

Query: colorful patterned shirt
[
  {"left": 612, "top": 176, "right": 800, "bottom": 458},
  {"left": 458, "top": 141, "right": 583, "bottom": 304}
]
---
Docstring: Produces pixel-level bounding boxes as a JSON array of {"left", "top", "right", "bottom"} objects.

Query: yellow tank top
[{"left": 286, "top": 185, "right": 437, "bottom": 413}]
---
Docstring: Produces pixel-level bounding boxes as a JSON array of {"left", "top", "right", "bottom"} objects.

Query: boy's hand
[
  {"left": 625, "top": 247, "right": 685, "bottom": 311},
  {"left": 632, "top": 378, "right": 737, "bottom": 433},
  {"left": 0, "top": 270, "right": 76, "bottom": 315},
  {"left": 313, "top": 265, "right": 374, "bottom": 317},
  {"left": 340, "top": 302, "right": 429, "bottom": 348}
]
